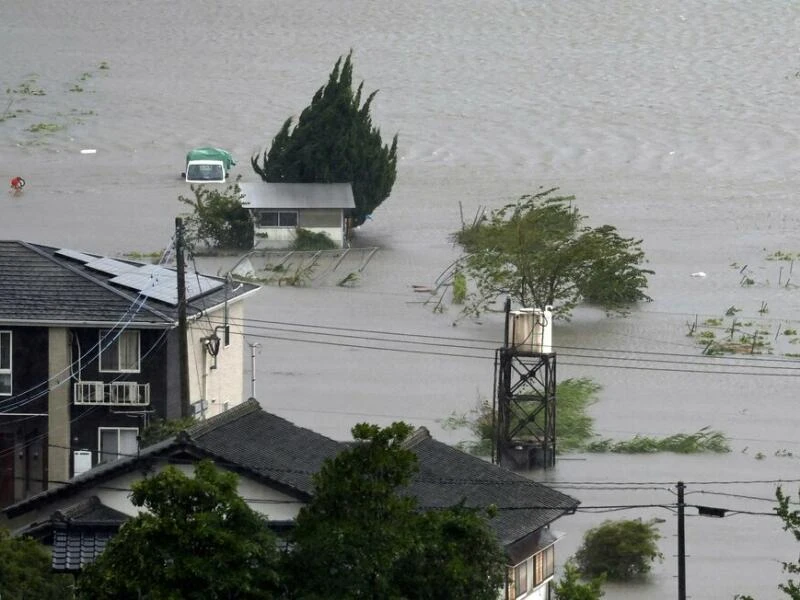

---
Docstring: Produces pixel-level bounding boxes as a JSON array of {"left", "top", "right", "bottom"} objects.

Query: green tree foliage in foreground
[
  {"left": 76, "top": 461, "right": 281, "bottom": 600},
  {"left": 0, "top": 527, "right": 74, "bottom": 600},
  {"left": 554, "top": 562, "right": 606, "bottom": 600},
  {"left": 252, "top": 52, "right": 398, "bottom": 228},
  {"left": 738, "top": 486, "right": 800, "bottom": 600},
  {"left": 453, "top": 188, "right": 653, "bottom": 319},
  {"left": 284, "top": 422, "right": 506, "bottom": 599},
  {"left": 179, "top": 180, "right": 254, "bottom": 250},
  {"left": 574, "top": 519, "right": 663, "bottom": 581}
]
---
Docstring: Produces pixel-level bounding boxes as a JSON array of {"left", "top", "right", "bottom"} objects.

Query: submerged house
[
  {"left": 0, "top": 241, "right": 259, "bottom": 507},
  {"left": 2, "top": 400, "right": 579, "bottom": 599},
  {"left": 239, "top": 182, "right": 355, "bottom": 248}
]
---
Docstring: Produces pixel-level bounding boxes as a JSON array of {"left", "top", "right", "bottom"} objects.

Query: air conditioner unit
[{"left": 73, "top": 450, "right": 92, "bottom": 477}]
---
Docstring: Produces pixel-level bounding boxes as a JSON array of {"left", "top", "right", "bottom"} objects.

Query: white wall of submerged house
[
  {"left": 186, "top": 301, "right": 247, "bottom": 418},
  {"left": 4, "top": 459, "right": 302, "bottom": 532}
]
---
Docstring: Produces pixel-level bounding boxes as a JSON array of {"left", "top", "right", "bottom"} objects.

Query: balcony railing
[{"left": 74, "top": 381, "right": 150, "bottom": 406}]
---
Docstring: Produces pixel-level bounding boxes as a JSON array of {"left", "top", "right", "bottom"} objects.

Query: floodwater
[{"left": 2, "top": 1, "right": 800, "bottom": 597}]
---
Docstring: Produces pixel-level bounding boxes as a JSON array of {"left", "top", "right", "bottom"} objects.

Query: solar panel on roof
[
  {"left": 110, "top": 266, "right": 223, "bottom": 306},
  {"left": 85, "top": 257, "right": 139, "bottom": 276},
  {"left": 111, "top": 271, "right": 159, "bottom": 293},
  {"left": 55, "top": 248, "right": 99, "bottom": 264}
]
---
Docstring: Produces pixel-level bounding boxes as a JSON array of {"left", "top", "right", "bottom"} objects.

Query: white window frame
[
  {"left": 99, "top": 329, "right": 141, "bottom": 373},
  {"left": 0, "top": 330, "right": 11, "bottom": 396},
  {"left": 97, "top": 427, "right": 139, "bottom": 463}
]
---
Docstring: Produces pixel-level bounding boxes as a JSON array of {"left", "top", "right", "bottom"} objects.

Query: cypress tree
[{"left": 252, "top": 52, "right": 398, "bottom": 227}]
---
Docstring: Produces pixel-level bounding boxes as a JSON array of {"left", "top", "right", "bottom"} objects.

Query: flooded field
[{"left": 2, "top": 1, "right": 800, "bottom": 597}]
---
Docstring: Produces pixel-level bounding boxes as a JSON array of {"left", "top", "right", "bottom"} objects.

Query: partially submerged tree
[
  {"left": 0, "top": 527, "right": 74, "bottom": 600},
  {"left": 77, "top": 461, "right": 281, "bottom": 599},
  {"left": 179, "top": 180, "right": 254, "bottom": 250},
  {"left": 284, "top": 422, "right": 505, "bottom": 599},
  {"left": 252, "top": 52, "right": 398, "bottom": 227},
  {"left": 574, "top": 518, "right": 663, "bottom": 581},
  {"left": 453, "top": 188, "right": 653, "bottom": 319}
]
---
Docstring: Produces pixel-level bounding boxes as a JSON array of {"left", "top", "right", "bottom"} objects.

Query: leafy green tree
[
  {"left": 574, "top": 518, "right": 663, "bottom": 581},
  {"left": 252, "top": 52, "right": 398, "bottom": 227},
  {"left": 396, "top": 503, "right": 506, "bottom": 600},
  {"left": 179, "top": 179, "right": 254, "bottom": 250},
  {"left": 453, "top": 188, "right": 653, "bottom": 319},
  {"left": 554, "top": 562, "right": 605, "bottom": 600},
  {"left": 138, "top": 416, "right": 197, "bottom": 446},
  {"left": 76, "top": 461, "right": 280, "bottom": 600},
  {"left": 0, "top": 527, "right": 74, "bottom": 600},
  {"left": 739, "top": 487, "right": 800, "bottom": 600},
  {"left": 776, "top": 486, "right": 800, "bottom": 598},
  {"left": 284, "top": 422, "right": 505, "bottom": 599}
]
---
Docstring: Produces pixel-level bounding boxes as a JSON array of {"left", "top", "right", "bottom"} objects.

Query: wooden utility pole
[{"left": 176, "top": 217, "right": 190, "bottom": 417}]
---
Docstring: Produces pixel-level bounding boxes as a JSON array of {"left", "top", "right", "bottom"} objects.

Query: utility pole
[
  {"left": 248, "top": 342, "right": 261, "bottom": 399},
  {"left": 677, "top": 481, "right": 686, "bottom": 600},
  {"left": 176, "top": 217, "right": 190, "bottom": 418}
]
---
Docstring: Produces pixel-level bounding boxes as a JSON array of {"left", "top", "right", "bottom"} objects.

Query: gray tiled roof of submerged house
[
  {"left": 5, "top": 400, "right": 578, "bottom": 550},
  {"left": 401, "top": 428, "right": 578, "bottom": 547},
  {"left": 187, "top": 402, "right": 578, "bottom": 547},
  {"left": 0, "top": 240, "right": 258, "bottom": 326}
]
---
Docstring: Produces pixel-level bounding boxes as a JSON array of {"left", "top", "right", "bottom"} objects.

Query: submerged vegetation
[
  {"left": 441, "top": 378, "right": 730, "bottom": 455},
  {"left": 290, "top": 228, "right": 336, "bottom": 251},
  {"left": 585, "top": 427, "right": 730, "bottom": 454},
  {"left": 1, "top": 63, "right": 109, "bottom": 133}
]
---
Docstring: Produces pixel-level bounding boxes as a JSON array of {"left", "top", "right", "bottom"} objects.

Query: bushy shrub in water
[{"left": 574, "top": 519, "right": 662, "bottom": 581}]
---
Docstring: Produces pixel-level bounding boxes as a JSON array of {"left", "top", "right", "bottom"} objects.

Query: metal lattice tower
[{"left": 492, "top": 301, "right": 557, "bottom": 470}]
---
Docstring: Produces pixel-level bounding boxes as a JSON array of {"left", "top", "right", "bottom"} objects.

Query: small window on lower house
[
  {"left": 0, "top": 331, "right": 11, "bottom": 395},
  {"left": 98, "top": 427, "right": 139, "bottom": 463},
  {"left": 256, "top": 210, "right": 298, "bottom": 227}
]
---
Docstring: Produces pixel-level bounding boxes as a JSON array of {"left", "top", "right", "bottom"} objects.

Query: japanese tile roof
[
  {"left": 239, "top": 182, "right": 355, "bottom": 210},
  {"left": 14, "top": 496, "right": 128, "bottom": 572},
  {"left": 5, "top": 400, "right": 579, "bottom": 550},
  {"left": 52, "top": 528, "right": 117, "bottom": 572},
  {"left": 0, "top": 240, "right": 259, "bottom": 327},
  {"left": 402, "top": 430, "right": 578, "bottom": 547},
  {"left": 50, "top": 495, "right": 130, "bottom": 526}
]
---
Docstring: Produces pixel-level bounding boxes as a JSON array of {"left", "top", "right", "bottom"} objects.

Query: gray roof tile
[{"left": 5, "top": 400, "right": 579, "bottom": 550}]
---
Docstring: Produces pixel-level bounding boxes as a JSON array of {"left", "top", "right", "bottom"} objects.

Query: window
[
  {"left": 0, "top": 331, "right": 10, "bottom": 395},
  {"left": 99, "top": 330, "right": 140, "bottom": 372},
  {"left": 98, "top": 427, "right": 138, "bottom": 463},
  {"left": 514, "top": 558, "right": 529, "bottom": 596},
  {"left": 533, "top": 546, "right": 556, "bottom": 587},
  {"left": 256, "top": 210, "right": 298, "bottom": 227}
]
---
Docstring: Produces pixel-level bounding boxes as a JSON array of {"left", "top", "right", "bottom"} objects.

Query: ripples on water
[{"left": 2, "top": 1, "right": 800, "bottom": 597}]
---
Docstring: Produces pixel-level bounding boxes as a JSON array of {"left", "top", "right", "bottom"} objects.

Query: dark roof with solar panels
[{"left": 0, "top": 241, "right": 259, "bottom": 327}]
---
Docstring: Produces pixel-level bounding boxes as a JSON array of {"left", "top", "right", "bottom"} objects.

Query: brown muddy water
[{"left": 2, "top": 1, "right": 800, "bottom": 597}]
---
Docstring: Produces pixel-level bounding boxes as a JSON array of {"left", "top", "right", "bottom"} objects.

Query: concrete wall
[
  {"left": 47, "top": 328, "right": 71, "bottom": 488},
  {"left": 187, "top": 301, "right": 246, "bottom": 418}
]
